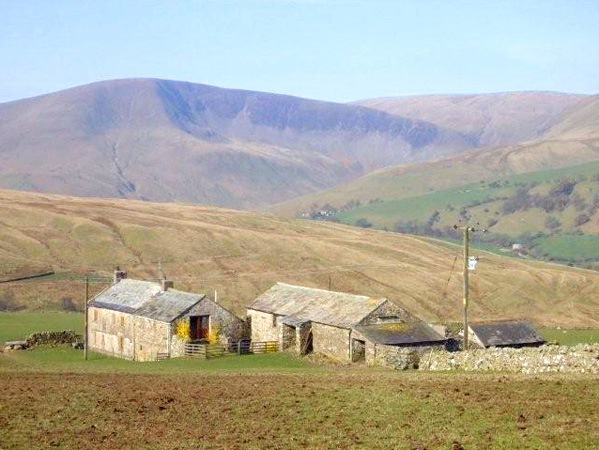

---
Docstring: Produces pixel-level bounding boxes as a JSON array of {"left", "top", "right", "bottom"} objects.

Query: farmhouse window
[
  {"left": 118, "top": 336, "right": 123, "bottom": 351},
  {"left": 93, "top": 310, "right": 98, "bottom": 321},
  {"left": 120, "top": 316, "right": 125, "bottom": 327}
]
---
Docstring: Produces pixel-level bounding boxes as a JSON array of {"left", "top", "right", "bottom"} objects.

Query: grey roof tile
[
  {"left": 355, "top": 322, "right": 446, "bottom": 345},
  {"left": 249, "top": 283, "right": 387, "bottom": 328},
  {"left": 89, "top": 279, "right": 205, "bottom": 322},
  {"left": 469, "top": 320, "right": 545, "bottom": 347}
]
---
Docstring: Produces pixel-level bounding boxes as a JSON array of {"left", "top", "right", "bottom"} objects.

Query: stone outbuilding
[
  {"left": 468, "top": 320, "right": 545, "bottom": 348},
  {"left": 87, "top": 272, "right": 247, "bottom": 361},
  {"left": 247, "top": 283, "right": 445, "bottom": 363}
]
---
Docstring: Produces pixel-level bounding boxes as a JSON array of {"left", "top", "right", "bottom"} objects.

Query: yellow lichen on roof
[{"left": 377, "top": 322, "right": 409, "bottom": 331}]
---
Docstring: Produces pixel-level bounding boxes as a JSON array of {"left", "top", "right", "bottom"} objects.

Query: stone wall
[
  {"left": 26, "top": 330, "right": 79, "bottom": 347},
  {"left": 296, "top": 322, "right": 311, "bottom": 355},
  {"left": 352, "top": 339, "right": 365, "bottom": 362},
  {"left": 371, "top": 344, "right": 445, "bottom": 370},
  {"left": 248, "top": 309, "right": 279, "bottom": 342},
  {"left": 360, "top": 300, "right": 415, "bottom": 325},
  {"left": 170, "top": 335, "right": 187, "bottom": 358},
  {"left": 312, "top": 323, "right": 350, "bottom": 361},
  {"left": 419, "top": 344, "right": 599, "bottom": 374},
  {"left": 88, "top": 306, "right": 170, "bottom": 361},
  {"left": 280, "top": 324, "right": 296, "bottom": 350},
  {"left": 88, "top": 307, "right": 136, "bottom": 360},
  {"left": 134, "top": 317, "right": 170, "bottom": 362}
]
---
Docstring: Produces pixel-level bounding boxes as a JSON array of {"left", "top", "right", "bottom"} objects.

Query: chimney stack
[
  {"left": 161, "top": 277, "right": 174, "bottom": 291},
  {"left": 113, "top": 267, "right": 127, "bottom": 284}
]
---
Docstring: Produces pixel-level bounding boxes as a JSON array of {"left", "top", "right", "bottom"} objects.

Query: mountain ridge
[
  {"left": 0, "top": 78, "right": 474, "bottom": 208},
  {"left": 272, "top": 95, "right": 599, "bottom": 216}
]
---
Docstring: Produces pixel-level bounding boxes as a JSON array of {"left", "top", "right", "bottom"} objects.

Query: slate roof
[
  {"left": 249, "top": 283, "right": 387, "bottom": 328},
  {"left": 355, "top": 322, "right": 447, "bottom": 346},
  {"left": 469, "top": 320, "right": 545, "bottom": 347},
  {"left": 89, "top": 279, "right": 205, "bottom": 322}
]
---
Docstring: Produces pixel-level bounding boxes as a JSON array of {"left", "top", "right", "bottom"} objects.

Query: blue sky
[{"left": 1, "top": 0, "right": 598, "bottom": 103}]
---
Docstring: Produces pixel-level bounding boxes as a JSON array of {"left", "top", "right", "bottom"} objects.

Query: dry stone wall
[
  {"left": 372, "top": 345, "right": 436, "bottom": 370},
  {"left": 26, "top": 330, "right": 79, "bottom": 347},
  {"left": 419, "top": 344, "right": 599, "bottom": 374}
]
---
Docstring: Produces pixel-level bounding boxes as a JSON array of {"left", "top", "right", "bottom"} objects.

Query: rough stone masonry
[{"left": 417, "top": 344, "right": 599, "bottom": 374}]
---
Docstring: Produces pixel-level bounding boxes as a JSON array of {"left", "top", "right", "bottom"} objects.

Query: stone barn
[
  {"left": 248, "top": 283, "right": 445, "bottom": 363},
  {"left": 87, "top": 271, "right": 247, "bottom": 361},
  {"left": 353, "top": 321, "right": 447, "bottom": 366},
  {"left": 468, "top": 320, "right": 545, "bottom": 348}
]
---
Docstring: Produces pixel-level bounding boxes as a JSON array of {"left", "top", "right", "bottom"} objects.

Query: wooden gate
[{"left": 184, "top": 341, "right": 278, "bottom": 359}]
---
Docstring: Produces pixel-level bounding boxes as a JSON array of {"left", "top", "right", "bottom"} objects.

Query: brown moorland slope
[
  {"left": 354, "top": 91, "right": 588, "bottom": 148},
  {"left": 1, "top": 189, "right": 598, "bottom": 327},
  {"left": 0, "top": 78, "right": 472, "bottom": 209}
]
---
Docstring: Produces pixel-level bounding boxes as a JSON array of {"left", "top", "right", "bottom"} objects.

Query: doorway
[
  {"left": 190, "top": 315, "right": 210, "bottom": 341},
  {"left": 352, "top": 339, "right": 366, "bottom": 362}
]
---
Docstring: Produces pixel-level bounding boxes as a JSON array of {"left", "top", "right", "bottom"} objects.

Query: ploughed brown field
[{"left": 1, "top": 370, "right": 598, "bottom": 449}]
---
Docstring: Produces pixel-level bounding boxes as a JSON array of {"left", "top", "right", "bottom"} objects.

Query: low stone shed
[
  {"left": 88, "top": 270, "right": 247, "bottom": 361},
  {"left": 468, "top": 320, "right": 545, "bottom": 348},
  {"left": 248, "top": 283, "right": 445, "bottom": 363}
]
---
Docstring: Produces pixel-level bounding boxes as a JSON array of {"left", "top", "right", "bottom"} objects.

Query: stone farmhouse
[
  {"left": 468, "top": 320, "right": 545, "bottom": 348},
  {"left": 87, "top": 270, "right": 247, "bottom": 361},
  {"left": 248, "top": 283, "right": 446, "bottom": 364}
]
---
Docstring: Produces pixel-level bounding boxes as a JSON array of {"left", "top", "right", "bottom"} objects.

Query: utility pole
[
  {"left": 453, "top": 224, "right": 484, "bottom": 350},
  {"left": 84, "top": 276, "right": 89, "bottom": 361}
]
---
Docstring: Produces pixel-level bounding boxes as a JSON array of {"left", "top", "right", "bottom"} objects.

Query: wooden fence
[{"left": 184, "top": 340, "right": 278, "bottom": 359}]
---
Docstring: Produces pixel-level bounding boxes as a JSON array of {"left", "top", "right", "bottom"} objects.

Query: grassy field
[
  {"left": 316, "top": 162, "right": 599, "bottom": 263},
  {"left": 3, "top": 190, "right": 599, "bottom": 328},
  {"left": 539, "top": 328, "right": 599, "bottom": 346},
  {"left": 0, "top": 312, "right": 83, "bottom": 344},
  {"left": 336, "top": 161, "right": 599, "bottom": 228}
]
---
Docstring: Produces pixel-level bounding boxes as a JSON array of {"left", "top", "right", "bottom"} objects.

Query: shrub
[
  {"left": 61, "top": 297, "right": 80, "bottom": 312},
  {"left": 501, "top": 187, "right": 534, "bottom": 215},
  {"left": 545, "top": 216, "right": 561, "bottom": 230},
  {"left": 175, "top": 320, "right": 191, "bottom": 342},
  {"left": 570, "top": 194, "right": 587, "bottom": 212},
  {"left": 208, "top": 324, "right": 220, "bottom": 344},
  {"left": 549, "top": 179, "right": 576, "bottom": 197},
  {"left": 427, "top": 210, "right": 441, "bottom": 227},
  {"left": 574, "top": 213, "right": 590, "bottom": 227},
  {"left": 355, "top": 218, "right": 372, "bottom": 228},
  {"left": 0, "top": 291, "right": 23, "bottom": 311},
  {"left": 487, "top": 218, "right": 498, "bottom": 228}
]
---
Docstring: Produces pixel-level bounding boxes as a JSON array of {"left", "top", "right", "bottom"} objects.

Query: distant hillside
[
  {"left": 354, "top": 91, "right": 588, "bottom": 148},
  {"left": 274, "top": 95, "right": 599, "bottom": 215},
  {"left": 1, "top": 189, "right": 599, "bottom": 327},
  {"left": 273, "top": 96, "right": 599, "bottom": 265},
  {"left": 331, "top": 162, "right": 599, "bottom": 264},
  {"left": 0, "top": 78, "right": 473, "bottom": 209}
]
